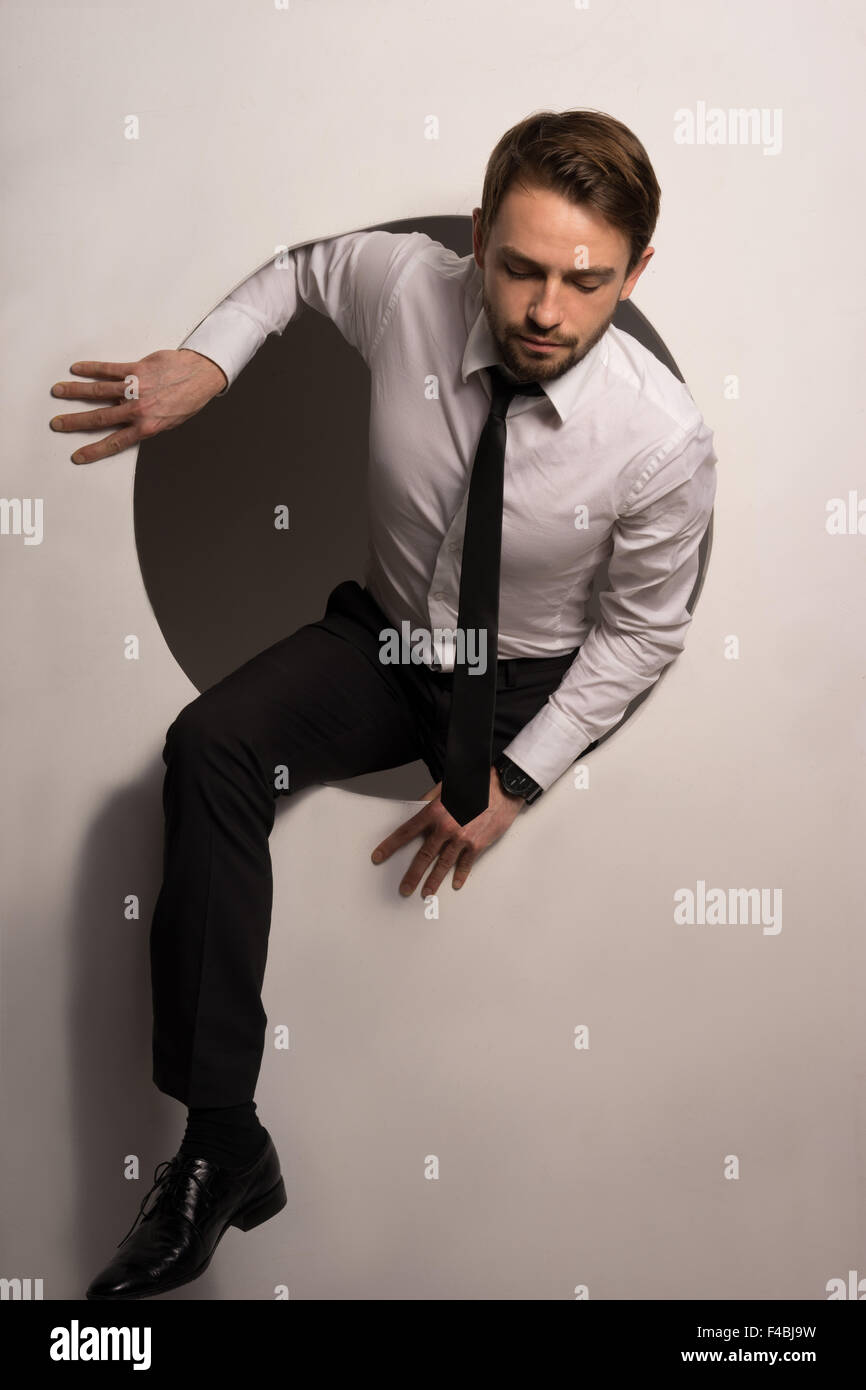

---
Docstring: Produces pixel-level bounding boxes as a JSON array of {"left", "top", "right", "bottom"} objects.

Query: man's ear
[{"left": 619, "top": 246, "right": 654, "bottom": 302}]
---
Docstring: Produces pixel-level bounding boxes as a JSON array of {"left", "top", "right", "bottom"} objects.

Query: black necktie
[{"left": 439, "top": 364, "right": 545, "bottom": 826}]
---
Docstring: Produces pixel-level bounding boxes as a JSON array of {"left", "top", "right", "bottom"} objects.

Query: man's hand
[
  {"left": 48, "top": 348, "right": 228, "bottom": 464},
  {"left": 370, "top": 767, "right": 526, "bottom": 897}
]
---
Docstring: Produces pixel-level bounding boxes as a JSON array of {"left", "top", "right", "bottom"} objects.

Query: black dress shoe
[{"left": 85, "top": 1130, "right": 286, "bottom": 1300}]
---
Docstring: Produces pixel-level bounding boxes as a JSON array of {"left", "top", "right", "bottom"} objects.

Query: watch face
[
  {"left": 500, "top": 762, "right": 528, "bottom": 795},
  {"left": 497, "top": 757, "right": 541, "bottom": 802}
]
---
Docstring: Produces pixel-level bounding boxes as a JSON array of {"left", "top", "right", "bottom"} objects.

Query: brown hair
[{"left": 478, "top": 108, "right": 661, "bottom": 277}]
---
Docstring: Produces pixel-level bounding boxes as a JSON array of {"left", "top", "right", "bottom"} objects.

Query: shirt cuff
[
  {"left": 501, "top": 700, "right": 594, "bottom": 791},
  {"left": 177, "top": 301, "right": 270, "bottom": 395}
]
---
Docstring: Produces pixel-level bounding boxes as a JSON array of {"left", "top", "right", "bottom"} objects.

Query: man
[{"left": 49, "top": 108, "right": 717, "bottom": 1299}]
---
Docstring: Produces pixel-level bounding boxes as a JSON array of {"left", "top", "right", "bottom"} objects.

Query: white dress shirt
[{"left": 178, "top": 228, "right": 718, "bottom": 792}]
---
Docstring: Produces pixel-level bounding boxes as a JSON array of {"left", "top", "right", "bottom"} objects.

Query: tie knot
[{"left": 487, "top": 364, "right": 545, "bottom": 418}]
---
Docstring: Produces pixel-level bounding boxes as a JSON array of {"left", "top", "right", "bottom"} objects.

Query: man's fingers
[
  {"left": 50, "top": 402, "right": 134, "bottom": 434},
  {"left": 399, "top": 833, "right": 451, "bottom": 896},
  {"left": 68, "top": 361, "right": 141, "bottom": 380},
  {"left": 452, "top": 846, "right": 477, "bottom": 889},
  {"left": 370, "top": 803, "right": 438, "bottom": 863},
  {"left": 414, "top": 844, "right": 459, "bottom": 897},
  {"left": 409, "top": 838, "right": 478, "bottom": 897},
  {"left": 67, "top": 427, "right": 141, "bottom": 465},
  {"left": 51, "top": 378, "right": 133, "bottom": 401},
  {"left": 369, "top": 798, "right": 480, "bottom": 896},
  {"left": 49, "top": 364, "right": 141, "bottom": 462}
]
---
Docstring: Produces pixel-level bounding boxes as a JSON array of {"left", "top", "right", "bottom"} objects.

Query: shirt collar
[{"left": 460, "top": 272, "right": 607, "bottom": 426}]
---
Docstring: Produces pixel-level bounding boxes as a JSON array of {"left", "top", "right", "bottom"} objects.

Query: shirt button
[
  {"left": 432, "top": 590, "right": 446, "bottom": 600},
  {"left": 448, "top": 541, "right": 460, "bottom": 552}
]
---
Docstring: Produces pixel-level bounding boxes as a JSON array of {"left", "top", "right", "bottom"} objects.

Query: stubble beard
[{"left": 481, "top": 284, "right": 618, "bottom": 385}]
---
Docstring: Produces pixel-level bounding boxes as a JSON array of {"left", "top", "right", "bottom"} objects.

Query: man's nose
[{"left": 528, "top": 283, "right": 563, "bottom": 326}]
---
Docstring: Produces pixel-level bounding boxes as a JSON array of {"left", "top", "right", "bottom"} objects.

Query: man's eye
[{"left": 504, "top": 264, "right": 600, "bottom": 294}]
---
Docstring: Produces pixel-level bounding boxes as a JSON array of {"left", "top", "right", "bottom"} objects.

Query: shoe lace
[{"left": 116, "top": 1156, "right": 212, "bottom": 1248}]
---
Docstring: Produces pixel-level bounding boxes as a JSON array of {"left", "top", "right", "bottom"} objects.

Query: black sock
[{"left": 178, "top": 1100, "right": 268, "bottom": 1170}]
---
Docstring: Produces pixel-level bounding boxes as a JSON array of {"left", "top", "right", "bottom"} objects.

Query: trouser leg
[{"left": 150, "top": 581, "right": 424, "bottom": 1107}]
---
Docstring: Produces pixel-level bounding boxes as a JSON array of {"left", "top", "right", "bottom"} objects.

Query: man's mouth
[{"left": 519, "top": 335, "right": 561, "bottom": 352}]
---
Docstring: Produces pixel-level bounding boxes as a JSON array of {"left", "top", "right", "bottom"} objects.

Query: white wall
[{"left": 2, "top": 0, "right": 863, "bottom": 1299}]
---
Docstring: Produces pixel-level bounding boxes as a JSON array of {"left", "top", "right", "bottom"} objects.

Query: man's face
[{"left": 472, "top": 180, "right": 653, "bottom": 383}]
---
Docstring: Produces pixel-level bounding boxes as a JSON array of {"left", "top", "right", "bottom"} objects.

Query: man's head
[{"left": 473, "top": 109, "right": 661, "bottom": 383}]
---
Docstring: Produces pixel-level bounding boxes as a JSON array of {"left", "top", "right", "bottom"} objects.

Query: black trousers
[{"left": 150, "top": 579, "right": 591, "bottom": 1107}]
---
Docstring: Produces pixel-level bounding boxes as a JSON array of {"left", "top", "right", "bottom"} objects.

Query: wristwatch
[{"left": 494, "top": 752, "right": 543, "bottom": 805}]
